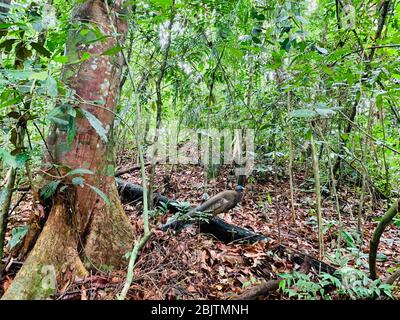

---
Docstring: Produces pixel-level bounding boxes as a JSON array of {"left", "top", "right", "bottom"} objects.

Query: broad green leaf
[
  {"left": 53, "top": 55, "right": 69, "bottom": 64},
  {"left": 30, "top": 42, "right": 51, "bottom": 58},
  {"left": 46, "top": 76, "right": 58, "bottom": 98},
  {"left": 8, "top": 226, "right": 28, "bottom": 249},
  {"left": 151, "top": 0, "right": 173, "bottom": 9},
  {"left": 49, "top": 115, "right": 68, "bottom": 126},
  {"left": 89, "top": 185, "right": 110, "bottom": 206},
  {"left": 315, "top": 46, "right": 328, "bottom": 55},
  {"left": 290, "top": 109, "right": 317, "bottom": 118},
  {"left": 67, "top": 168, "right": 94, "bottom": 176},
  {"left": 0, "top": 38, "right": 17, "bottom": 53},
  {"left": 15, "top": 152, "right": 29, "bottom": 167},
  {"left": 81, "top": 52, "right": 91, "bottom": 61},
  {"left": 315, "top": 107, "right": 335, "bottom": 117},
  {"left": 341, "top": 230, "right": 356, "bottom": 248},
  {"left": 376, "top": 253, "right": 388, "bottom": 262},
  {"left": 0, "top": 148, "right": 17, "bottom": 168},
  {"left": 40, "top": 180, "right": 61, "bottom": 199},
  {"left": 80, "top": 108, "right": 108, "bottom": 143},
  {"left": 294, "top": 15, "right": 309, "bottom": 24},
  {"left": 8, "top": 71, "right": 47, "bottom": 81},
  {"left": 101, "top": 46, "right": 123, "bottom": 56},
  {"left": 29, "top": 71, "right": 48, "bottom": 80}
]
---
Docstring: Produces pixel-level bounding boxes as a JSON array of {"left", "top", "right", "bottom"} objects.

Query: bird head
[{"left": 235, "top": 185, "right": 245, "bottom": 193}]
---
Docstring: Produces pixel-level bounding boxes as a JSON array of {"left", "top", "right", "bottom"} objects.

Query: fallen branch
[
  {"left": 115, "top": 162, "right": 152, "bottom": 177},
  {"left": 385, "top": 269, "right": 400, "bottom": 285},
  {"left": 233, "top": 279, "right": 280, "bottom": 300},
  {"left": 198, "top": 217, "right": 267, "bottom": 243},
  {"left": 369, "top": 200, "right": 399, "bottom": 279},
  {"left": 273, "top": 244, "right": 337, "bottom": 275},
  {"left": 116, "top": 178, "right": 179, "bottom": 212}
]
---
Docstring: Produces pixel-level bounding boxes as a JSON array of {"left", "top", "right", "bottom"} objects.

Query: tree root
[
  {"left": 1, "top": 202, "right": 88, "bottom": 300},
  {"left": 2, "top": 183, "right": 133, "bottom": 300}
]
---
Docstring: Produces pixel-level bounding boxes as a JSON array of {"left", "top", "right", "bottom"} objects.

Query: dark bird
[
  {"left": 191, "top": 185, "right": 244, "bottom": 216},
  {"left": 161, "top": 185, "right": 245, "bottom": 231}
]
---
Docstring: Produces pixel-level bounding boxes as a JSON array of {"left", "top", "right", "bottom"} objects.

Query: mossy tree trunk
[{"left": 2, "top": 0, "right": 134, "bottom": 300}]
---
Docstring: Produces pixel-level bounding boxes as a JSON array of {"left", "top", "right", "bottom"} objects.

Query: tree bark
[{"left": 2, "top": 0, "right": 133, "bottom": 300}]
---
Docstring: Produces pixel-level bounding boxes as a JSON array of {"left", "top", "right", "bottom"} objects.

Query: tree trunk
[{"left": 2, "top": 0, "right": 133, "bottom": 300}]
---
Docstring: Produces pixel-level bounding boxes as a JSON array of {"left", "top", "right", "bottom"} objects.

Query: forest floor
[{"left": 2, "top": 150, "right": 400, "bottom": 300}]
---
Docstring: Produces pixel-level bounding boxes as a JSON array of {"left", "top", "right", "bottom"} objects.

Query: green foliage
[
  {"left": 40, "top": 180, "right": 61, "bottom": 199},
  {"left": 8, "top": 226, "right": 29, "bottom": 250},
  {"left": 279, "top": 268, "right": 394, "bottom": 300},
  {"left": 171, "top": 200, "right": 192, "bottom": 214},
  {"left": 88, "top": 185, "right": 110, "bottom": 207},
  {"left": 80, "top": 108, "right": 108, "bottom": 143},
  {"left": 66, "top": 168, "right": 94, "bottom": 176}
]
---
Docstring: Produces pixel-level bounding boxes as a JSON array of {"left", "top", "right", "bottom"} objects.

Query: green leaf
[
  {"left": 0, "top": 38, "right": 17, "bottom": 53},
  {"left": 30, "top": 42, "right": 51, "bottom": 58},
  {"left": 294, "top": 15, "right": 309, "bottom": 24},
  {"left": 315, "top": 46, "right": 328, "bottom": 55},
  {"left": 8, "top": 226, "right": 28, "bottom": 250},
  {"left": 15, "top": 152, "right": 29, "bottom": 167},
  {"left": 72, "top": 176, "right": 85, "bottom": 187},
  {"left": 376, "top": 253, "right": 388, "bottom": 262},
  {"left": 46, "top": 76, "right": 58, "bottom": 98},
  {"left": 67, "top": 115, "right": 76, "bottom": 145},
  {"left": 9, "top": 71, "right": 48, "bottom": 81},
  {"left": 53, "top": 55, "right": 69, "bottom": 64},
  {"left": 67, "top": 168, "right": 94, "bottom": 176},
  {"left": 89, "top": 185, "right": 110, "bottom": 206},
  {"left": 81, "top": 52, "right": 91, "bottom": 61},
  {"left": 151, "top": 0, "right": 173, "bottom": 9},
  {"left": 290, "top": 109, "right": 317, "bottom": 118},
  {"left": 341, "top": 230, "right": 356, "bottom": 248},
  {"left": 29, "top": 71, "right": 48, "bottom": 80},
  {"left": 49, "top": 115, "right": 68, "bottom": 126},
  {"left": 80, "top": 108, "right": 108, "bottom": 143},
  {"left": 252, "top": 36, "right": 261, "bottom": 44},
  {"left": 101, "top": 46, "right": 123, "bottom": 56},
  {"left": 315, "top": 107, "right": 335, "bottom": 117},
  {"left": 40, "top": 180, "right": 61, "bottom": 199},
  {"left": 0, "top": 148, "right": 17, "bottom": 168},
  {"left": 278, "top": 279, "right": 286, "bottom": 291}
]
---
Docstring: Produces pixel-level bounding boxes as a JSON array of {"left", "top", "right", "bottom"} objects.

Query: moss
[
  {"left": 105, "top": 164, "right": 115, "bottom": 177},
  {"left": 2, "top": 264, "right": 56, "bottom": 300}
]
